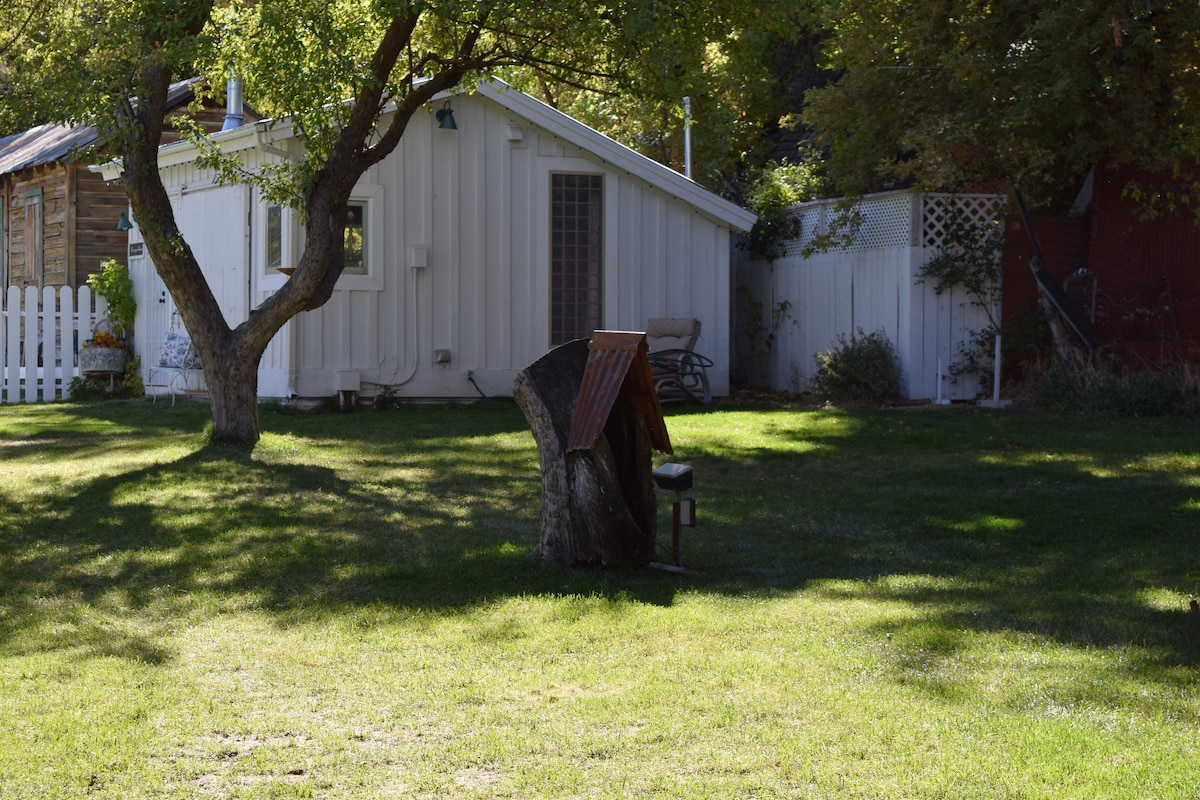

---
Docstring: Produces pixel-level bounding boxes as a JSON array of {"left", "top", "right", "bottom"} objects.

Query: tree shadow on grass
[
  {"left": 3, "top": 402, "right": 1199, "bottom": 703},
  {"left": 681, "top": 408, "right": 1200, "bottom": 681},
  {"left": 0, "top": 407, "right": 682, "bottom": 665}
]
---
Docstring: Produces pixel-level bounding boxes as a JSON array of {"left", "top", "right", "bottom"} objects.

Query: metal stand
[
  {"left": 670, "top": 494, "right": 697, "bottom": 566},
  {"left": 649, "top": 462, "right": 700, "bottom": 575}
]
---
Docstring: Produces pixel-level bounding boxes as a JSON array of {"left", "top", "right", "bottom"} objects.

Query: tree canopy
[
  {"left": 503, "top": 0, "right": 825, "bottom": 193},
  {"left": 0, "top": 0, "right": 774, "bottom": 442},
  {"left": 804, "top": 1, "right": 1200, "bottom": 208}
]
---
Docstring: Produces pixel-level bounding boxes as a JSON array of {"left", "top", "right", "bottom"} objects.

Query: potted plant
[
  {"left": 79, "top": 260, "right": 136, "bottom": 377},
  {"left": 79, "top": 328, "right": 127, "bottom": 375},
  {"left": 87, "top": 258, "right": 137, "bottom": 343}
]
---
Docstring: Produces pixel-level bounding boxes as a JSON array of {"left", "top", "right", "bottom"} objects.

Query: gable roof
[
  {"left": 566, "top": 331, "right": 672, "bottom": 454},
  {"left": 0, "top": 123, "right": 100, "bottom": 173},
  {"left": 97, "top": 79, "right": 756, "bottom": 232},
  {"left": 0, "top": 79, "right": 204, "bottom": 176},
  {"left": 474, "top": 81, "right": 757, "bottom": 232}
]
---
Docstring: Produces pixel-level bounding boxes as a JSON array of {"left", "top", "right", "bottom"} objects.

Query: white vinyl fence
[
  {"left": 733, "top": 191, "right": 1007, "bottom": 402},
  {"left": 1, "top": 285, "right": 107, "bottom": 403}
]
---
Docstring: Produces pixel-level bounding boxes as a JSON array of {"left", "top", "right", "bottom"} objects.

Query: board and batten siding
[
  {"left": 288, "top": 89, "right": 734, "bottom": 400},
  {"left": 127, "top": 158, "right": 261, "bottom": 395},
  {"left": 130, "top": 86, "right": 742, "bottom": 402}
]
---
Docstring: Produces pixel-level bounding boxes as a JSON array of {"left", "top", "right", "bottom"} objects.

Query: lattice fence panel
[
  {"left": 781, "top": 206, "right": 825, "bottom": 259},
  {"left": 773, "top": 192, "right": 1007, "bottom": 259},
  {"left": 780, "top": 194, "right": 913, "bottom": 257},
  {"left": 922, "top": 194, "right": 1008, "bottom": 249},
  {"left": 849, "top": 193, "right": 914, "bottom": 251}
]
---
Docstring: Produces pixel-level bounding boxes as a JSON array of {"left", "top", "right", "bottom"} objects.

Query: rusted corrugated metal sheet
[{"left": 567, "top": 331, "right": 672, "bottom": 454}]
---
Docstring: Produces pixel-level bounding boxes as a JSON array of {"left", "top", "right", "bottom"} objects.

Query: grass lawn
[{"left": 1, "top": 397, "right": 1198, "bottom": 798}]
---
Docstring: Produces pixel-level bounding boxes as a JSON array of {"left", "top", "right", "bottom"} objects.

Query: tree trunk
[
  {"left": 514, "top": 340, "right": 658, "bottom": 568},
  {"left": 1038, "top": 290, "right": 1079, "bottom": 365},
  {"left": 106, "top": 49, "right": 473, "bottom": 445},
  {"left": 206, "top": 347, "right": 263, "bottom": 444}
]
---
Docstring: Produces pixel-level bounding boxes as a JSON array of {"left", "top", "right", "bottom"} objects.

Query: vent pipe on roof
[
  {"left": 683, "top": 96, "right": 693, "bottom": 181},
  {"left": 221, "top": 78, "right": 244, "bottom": 131}
]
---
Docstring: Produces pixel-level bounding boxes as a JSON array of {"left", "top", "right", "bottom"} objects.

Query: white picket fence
[{"left": 0, "top": 285, "right": 107, "bottom": 404}]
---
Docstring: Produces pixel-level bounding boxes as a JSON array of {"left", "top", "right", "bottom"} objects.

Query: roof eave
[
  {"left": 89, "top": 117, "right": 287, "bottom": 180},
  {"left": 473, "top": 80, "right": 757, "bottom": 233}
]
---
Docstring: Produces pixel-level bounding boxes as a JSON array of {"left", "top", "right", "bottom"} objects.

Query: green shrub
[
  {"left": 737, "top": 151, "right": 826, "bottom": 262},
  {"left": 1034, "top": 360, "right": 1200, "bottom": 417},
  {"left": 86, "top": 259, "right": 137, "bottom": 339},
  {"left": 67, "top": 355, "right": 145, "bottom": 401},
  {"left": 1031, "top": 360, "right": 1083, "bottom": 410},
  {"left": 812, "top": 328, "right": 902, "bottom": 403}
]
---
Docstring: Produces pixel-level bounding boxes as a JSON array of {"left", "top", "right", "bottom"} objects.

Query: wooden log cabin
[{"left": 0, "top": 79, "right": 255, "bottom": 290}]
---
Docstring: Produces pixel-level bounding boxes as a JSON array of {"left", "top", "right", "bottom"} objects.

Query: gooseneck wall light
[{"left": 435, "top": 100, "right": 457, "bottom": 130}]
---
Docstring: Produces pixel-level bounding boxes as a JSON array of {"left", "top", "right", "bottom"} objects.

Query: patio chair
[
  {"left": 147, "top": 329, "right": 205, "bottom": 404},
  {"left": 645, "top": 317, "right": 712, "bottom": 404}
]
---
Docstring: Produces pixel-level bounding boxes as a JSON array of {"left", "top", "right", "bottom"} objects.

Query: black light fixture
[
  {"left": 435, "top": 100, "right": 457, "bottom": 130},
  {"left": 116, "top": 211, "right": 134, "bottom": 231}
]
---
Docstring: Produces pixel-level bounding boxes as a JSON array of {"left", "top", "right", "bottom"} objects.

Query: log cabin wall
[
  {"left": 73, "top": 164, "right": 131, "bottom": 284},
  {"left": 3, "top": 165, "right": 63, "bottom": 288},
  {"left": 0, "top": 162, "right": 127, "bottom": 289},
  {"left": 1, "top": 181, "right": 6, "bottom": 287},
  {"left": 162, "top": 106, "right": 232, "bottom": 143}
]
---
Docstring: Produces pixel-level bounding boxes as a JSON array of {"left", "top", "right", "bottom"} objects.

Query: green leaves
[
  {"left": 805, "top": 1, "right": 1200, "bottom": 207},
  {"left": 503, "top": 0, "right": 823, "bottom": 188},
  {"left": 87, "top": 259, "right": 137, "bottom": 339},
  {"left": 739, "top": 153, "right": 825, "bottom": 262}
]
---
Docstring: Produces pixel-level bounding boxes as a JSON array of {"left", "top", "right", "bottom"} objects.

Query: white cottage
[{"left": 109, "top": 80, "right": 755, "bottom": 404}]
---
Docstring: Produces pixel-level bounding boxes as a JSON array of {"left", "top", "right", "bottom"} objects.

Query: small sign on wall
[{"left": 129, "top": 242, "right": 144, "bottom": 258}]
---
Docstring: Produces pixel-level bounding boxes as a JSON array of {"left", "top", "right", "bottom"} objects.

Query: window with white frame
[
  {"left": 342, "top": 202, "right": 366, "bottom": 275},
  {"left": 266, "top": 204, "right": 283, "bottom": 272}
]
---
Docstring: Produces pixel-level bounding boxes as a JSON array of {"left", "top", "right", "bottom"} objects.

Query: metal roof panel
[
  {"left": 0, "top": 123, "right": 99, "bottom": 174},
  {"left": 566, "top": 331, "right": 672, "bottom": 454},
  {"left": 1, "top": 78, "right": 203, "bottom": 176}
]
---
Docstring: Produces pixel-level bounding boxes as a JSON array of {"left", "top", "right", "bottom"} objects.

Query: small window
[
  {"left": 335, "top": 185, "right": 382, "bottom": 289},
  {"left": 343, "top": 203, "right": 366, "bottom": 275},
  {"left": 266, "top": 204, "right": 283, "bottom": 272}
]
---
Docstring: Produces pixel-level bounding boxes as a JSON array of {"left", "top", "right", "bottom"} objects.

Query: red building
[{"left": 1004, "top": 165, "right": 1200, "bottom": 367}]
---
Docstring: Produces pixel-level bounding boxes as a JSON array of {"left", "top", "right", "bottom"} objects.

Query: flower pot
[{"left": 80, "top": 346, "right": 127, "bottom": 376}]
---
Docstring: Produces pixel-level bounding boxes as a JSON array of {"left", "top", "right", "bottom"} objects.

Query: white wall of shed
[
  {"left": 130, "top": 147, "right": 296, "bottom": 399},
  {"left": 135, "top": 90, "right": 736, "bottom": 402},
  {"left": 291, "top": 92, "right": 734, "bottom": 400}
]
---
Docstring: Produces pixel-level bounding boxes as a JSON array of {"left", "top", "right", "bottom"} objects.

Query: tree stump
[{"left": 514, "top": 337, "right": 668, "bottom": 567}]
